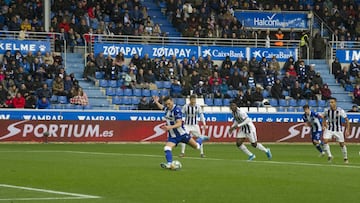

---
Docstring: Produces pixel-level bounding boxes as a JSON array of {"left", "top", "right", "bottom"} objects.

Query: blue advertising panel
[
  {"left": 335, "top": 49, "right": 360, "bottom": 63},
  {"left": 200, "top": 46, "right": 246, "bottom": 61},
  {"left": 235, "top": 11, "right": 308, "bottom": 29},
  {"left": 1, "top": 110, "right": 359, "bottom": 123},
  {"left": 0, "top": 39, "right": 51, "bottom": 54},
  {"left": 94, "top": 43, "right": 198, "bottom": 59},
  {"left": 250, "top": 47, "right": 296, "bottom": 62}
]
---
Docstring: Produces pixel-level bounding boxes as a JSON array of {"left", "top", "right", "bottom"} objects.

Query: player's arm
[
  {"left": 152, "top": 95, "right": 164, "bottom": 110},
  {"left": 199, "top": 107, "right": 207, "bottom": 128},
  {"left": 236, "top": 117, "right": 251, "bottom": 127},
  {"left": 162, "top": 119, "right": 183, "bottom": 131},
  {"left": 344, "top": 114, "right": 350, "bottom": 136}
]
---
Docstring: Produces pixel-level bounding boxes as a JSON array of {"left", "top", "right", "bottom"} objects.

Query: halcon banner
[{"left": 1, "top": 120, "right": 359, "bottom": 143}]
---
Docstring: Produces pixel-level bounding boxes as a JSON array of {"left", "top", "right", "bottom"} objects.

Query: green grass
[{"left": 0, "top": 143, "right": 359, "bottom": 203}]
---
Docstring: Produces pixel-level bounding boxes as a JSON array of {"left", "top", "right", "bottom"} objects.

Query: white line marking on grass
[
  {"left": 0, "top": 184, "right": 101, "bottom": 201},
  {"left": 1, "top": 150, "right": 360, "bottom": 169}
]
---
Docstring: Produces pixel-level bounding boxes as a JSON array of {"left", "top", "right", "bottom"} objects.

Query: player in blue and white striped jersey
[
  {"left": 322, "top": 97, "right": 350, "bottom": 163},
  {"left": 302, "top": 105, "right": 325, "bottom": 156},
  {"left": 152, "top": 95, "right": 207, "bottom": 169},
  {"left": 229, "top": 101, "right": 272, "bottom": 161},
  {"left": 180, "top": 94, "right": 208, "bottom": 158}
]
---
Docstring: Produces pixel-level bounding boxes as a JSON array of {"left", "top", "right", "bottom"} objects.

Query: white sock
[
  {"left": 256, "top": 143, "right": 267, "bottom": 153},
  {"left": 323, "top": 144, "right": 332, "bottom": 157},
  {"left": 341, "top": 145, "right": 348, "bottom": 159},
  {"left": 239, "top": 144, "right": 253, "bottom": 156},
  {"left": 180, "top": 143, "right": 186, "bottom": 154},
  {"left": 200, "top": 143, "right": 204, "bottom": 154}
]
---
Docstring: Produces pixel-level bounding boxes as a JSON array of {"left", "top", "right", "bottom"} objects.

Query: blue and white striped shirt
[
  {"left": 163, "top": 105, "right": 187, "bottom": 138},
  {"left": 302, "top": 111, "right": 322, "bottom": 132}
]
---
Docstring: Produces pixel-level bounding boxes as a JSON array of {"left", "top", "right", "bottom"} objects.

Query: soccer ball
[{"left": 172, "top": 160, "right": 182, "bottom": 170}]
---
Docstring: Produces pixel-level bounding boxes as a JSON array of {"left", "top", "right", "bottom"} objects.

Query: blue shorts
[
  {"left": 167, "top": 133, "right": 192, "bottom": 145},
  {"left": 311, "top": 131, "right": 322, "bottom": 142}
]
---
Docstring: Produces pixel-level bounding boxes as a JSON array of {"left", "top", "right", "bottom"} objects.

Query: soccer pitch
[{"left": 0, "top": 143, "right": 359, "bottom": 203}]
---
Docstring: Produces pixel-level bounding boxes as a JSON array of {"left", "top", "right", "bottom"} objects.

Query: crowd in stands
[{"left": 0, "top": 50, "right": 88, "bottom": 109}]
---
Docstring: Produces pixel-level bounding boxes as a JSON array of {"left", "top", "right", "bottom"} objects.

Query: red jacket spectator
[{"left": 12, "top": 93, "right": 26, "bottom": 108}]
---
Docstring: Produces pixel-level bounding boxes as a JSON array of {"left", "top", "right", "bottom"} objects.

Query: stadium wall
[{"left": 1, "top": 110, "right": 359, "bottom": 143}]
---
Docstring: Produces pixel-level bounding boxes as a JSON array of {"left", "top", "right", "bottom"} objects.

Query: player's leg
[
  {"left": 335, "top": 132, "right": 348, "bottom": 163},
  {"left": 248, "top": 125, "right": 272, "bottom": 160},
  {"left": 322, "top": 130, "right": 333, "bottom": 162},
  {"left": 160, "top": 141, "right": 176, "bottom": 169},
  {"left": 312, "top": 132, "right": 324, "bottom": 155},
  {"left": 236, "top": 137, "right": 255, "bottom": 160},
  {"left": 179, "top": 143, "right": 186, "bottom": 157},
  {"left": 192, "top": 125, "right": 205, "bottom": 157}
]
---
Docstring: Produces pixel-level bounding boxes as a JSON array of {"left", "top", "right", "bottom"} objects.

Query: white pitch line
[
  {"left": 0, "top": 197, "right": 92, "bottom": 201},
  {"left": 1, "top": 150, "right": 360, "bottom": 169},
  {"left": 0, "top": 184, "right": 101, "bottom": 200}
]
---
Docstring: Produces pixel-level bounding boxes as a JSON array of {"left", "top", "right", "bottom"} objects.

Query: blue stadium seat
[
  {"left": 282, "top": 90, "right": 289, "bottom": 97},
  {"left": 99, "top": 79, "right": 109, "bottom": 87},
  {"left": 176, "top": 98, "right": 186, "bottom": 106},
  {"left": 269, "top": 98, "right": 278, "bottom": 107},
  {"left": 133, "top": 88, "right": 142, "bottom": 97},
  {"left": 142, "top": 89, "right": 151, "bottom": 97},
  {"left": 58, "top": 96, "right": 68, "bottom": 104},
  {"left": 318, "top": 100, "right": 326, "bottom": 107},
  {"left": 223, "top": 98, "right": 231, "bottom": 106},
  {"left": 50, "top": 95, "right": 58, "bottom": 103},
  {"left": 296, "top": 106, "right": 304, "bottom": 112},
  {"left": 205, "top": 98, "right": 213, "bottom": 106},
  {"left": 214, "top": 98, "right": 223, "bottom": 106},
  {"left": 95, "top": 71, "right": 104, "bottom": 79},
  {"left": 117, "top": 79, "right": 124, "bottom": 87},
  {"left": 131, "top": 97, "right": 140, "bottom": 105},
  {"left": 163, "top": 81, "right": 172, "bottom": 89},
  {"left": 278, "top": 99, "right": 288, "bottom": 107},
  {"left": 106, "top": 88, "right": 116, "bottom": 96},
  {"left": 262, "top": 90, "right": 270, "bottom": 98},
  {"left": 155, "top": 81, "right": 163, "bottom": 89},
  {"left": 84, "top": 105, "right": 92, "bottom": 109},
  {"left": 160, "top": 89, "right": 169, "bottom": 96},
  {"left": 151, "top": 90, "right": 159, "bottom": 96},
  {"left": 287, "top": 106, "right": 295, "bottom": 112},
  {"left": 226, "top": 90, "right": 234, "bottom": 98},
  {"left": 74, "top": 104, "right": 84, "bottom": 110},
  {"left": 288, "top": 99, "right": 297, "bottom": 107},
  {"left": 112, "top": 96, "right": 122, "bottom": 105},
  {"left": 297, "top": 99, "right": 307, "bottom": 107},
  {"left": 54, "top": 104, "right": 64, "bottom": 109},
  {"left": 108, "top": 80, "right": 118, "bottom": 88},
  {"left": 116, "top": 88, "right": 124, "bottom": 96},
  {"left": 45, "top": 79, "right": 53, "bottom": 87},
  {"left": 277, "top": 106, "right": 285, "bottom": 112},
  {"left": 122, "top": 96, "right": 132, "bottom": 105},
  {"left": 65, "top": 103, "right": 75, "bottom": 109},
  {"left": 316, "top": 107, "right": 324, "bottom": 112},
  {"left": 308, "top": 99, "right": 317, "bottom": 107},
  {"left": 124, "top": 88, "right": 133, "bottom": 96}
]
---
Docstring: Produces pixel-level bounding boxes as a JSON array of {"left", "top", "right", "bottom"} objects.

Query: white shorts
[
  {"left": 236, "top": 123, "right": 257, "bottom": 143},
  {"left": 184, "top": 125, "right": 202, "bottom": 137},
  {"left": 323, "top": 130, "right": 345, "bottom": 142}
]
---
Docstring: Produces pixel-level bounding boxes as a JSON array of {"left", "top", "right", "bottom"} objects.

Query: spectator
[
  {"left": 0, "top": 84, "right": 8, "bottom": 108},
  {"left": 211, "top": 80, "right": 222, "bottom": 98},
  {"left": 234, "top": 90, "right": 249, "bottom": 107},
  {"left": 291, "top": 81, "right": 303, "bottom": 100},
  {"left": 348, "top": 105, "right": 359, "bottom": 113},
  {"left": 194, "top": 81, "right": 208, "bottom": 97},
  {"left": 36, "top": 97, "right": 51, "bottom": 109},
  {"left": 320, "top": 84, "right": 332, "bottom": 100},
  {"left": 302, "top": 82, "right": 314, "bottom": 100},
  {"left": 332, "top": 58, "right": 342, "bottom": 79},
  {"left": 124, "top": 69, "right": 136, "bottom": 89},
  {"left": 312, "top": 72, "right": 324, "bottom": 87},
  {"left": 12, "top": 92, "right": 26, "bottom": 108},
  {"left": 170, "top": 79, "right": 183, "bottom": 98},
  {"left": 349, "top": 59, "right": 360, "bottom": 77},
  {"left": 353, "top": 84, "right": 360, "bottom": 105},
  {"left": 52, "top": 76, "right": 66, "bottom": 96},
  {"left": 252, "top": 86, "right": 264, "bottom": 107},
  {"left": 70, "top": 88, "right": 89, "bottom": 106},
  {"left": 312, "top": 33, "right": 326, "bottom": 59},
  {"left": 138, "top": 96, "right": 150, "bottom": 110},
  {"left": 312, "top": 83, "right": 322, "bottom": 101},
  {"left": 5, "top": 94, "right": 14, "bottom": 108},
  {"left": 37, "top": 83, "right": 52, "bottom": 99},
  {"left": 300, "top": 31, "right": 309, "bottom": 58},
  {"left": 144, "top": 69, "right": 156, "bottom": 84},
  {"left": 228, "top": 70, "right": 242, "bottom": 90},
  {"left": 271, "top": 79, "right": 285, "bottom": 100},
  {"left": 337, "top": 66, "right": 351, "bottom": 87}
]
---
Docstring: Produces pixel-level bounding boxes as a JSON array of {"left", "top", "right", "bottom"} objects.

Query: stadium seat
[
  {"left": 151, "top": 89, "right": 159, "bottom": 96},
  {"left": 279, "top": 99, "right": 288, "bottom": 107},
  {"left": 131, "top": 96, "right": 140, "bottom": 105},
  {"left": 122, "top": 96, "right": 132, "bottom": 105},
  {"left": 95, "top": 71, "right": 104, "bottom": 79},
  {"left": 160, "top": 89, "right": 169, "bottom": 96},
  {"left": 308, "top": 99, "right": 317, "bottom": 107},
  {"left": 142, "top": 89, "right": 151, "bottom": 97},
  {"left": 318, "top": 100, "right": 326, "bottom": 107},
  {"left": 296, "top": 106, "right": 304, "bottom": 112},
  {"left": 262, "top": 90, "right": 270, "bottom": 98},
  {"left": 205, "top": 98, "right": 213, "bottom": 106},
  {"left": 54, "top": 104, "right": 64, "bottom": 109},
  {"left": 288, "top": 99, "right": 297, "bottom": 107},
  {"left": 223, "top": 98, "right": 231, "bottom": 106},
  {"left": 214, "top": 98, "right": 223, "bottom": 106},
  {"left": 277, "top": 106, "right": 285, "bottom": 112},
  {"left": 116, "top": 88, "right": 124, "bottom": 96},
  {"left": 99, "top": 79, "right": 109, "bottom": 87},
  {"left": 155, "top": 81, "right": 163, "bottom": 89},
  {"left": 74, "top": 104, "right": 84, "bottom": 110},
  {"left": 269, "top": 98, "right": 278, "bottom": 107},
  {"left": 287, "top": 106, "right": 295, "bottom": 112},
  {"left": 282, "top": 90, "right": 289, "bottom": 97},
  {"left": 50, "top": 95, "right": 58, "bottom": 103},
  {"left": 316, "top": 107, "right": 324, "bottom": 112},
  {"left": 65, "top": 103, "right": 75, "bottom": 109},
  {"left": 58, "top": 96, "right": 68, "bottom": 104},
  {"left": 112, "top": 96, "right": 122, "bottom": 105},
  {"left": 45, "top": 79, "right": 53, "bottom": 87},
  {"left": 106, "top": 88, "right": 116, "bottom": 96},
  {"left": 84, "top": 105, "right": 92, "bottom": 109},
  {"left": 297, "top": 99, "right": 307, "bottom": 106},
  {"left": 226, "top": 90, "right": 234, "bottom": 98},
  {"left": 117, "top": 79, "right": 124, "bottom": 87},
  {"left": 176, "top": 98, "right": 186, "bottom": 106},
  {"left": 124, "top": 88, "right": 133, "bottom": 96},
  {"left": 163, "top": 81, "right": 172, "bottom": 89},
  {"left": 133, "top": 88, "right": 142, "bottom": 97},
  {"left": 108, "top": 80, "right": 118, "bottom": 88}
]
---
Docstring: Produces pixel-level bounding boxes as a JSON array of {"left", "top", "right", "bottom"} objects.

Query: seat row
[
  {"left": 106, "top": 88, "right": 170, "bottom": 97},
  {"left": 269, "top": 99, "right": 327, "bottom": 107},
  {"left": 112, "top": 96, "right": 186, "bottom": 106}
]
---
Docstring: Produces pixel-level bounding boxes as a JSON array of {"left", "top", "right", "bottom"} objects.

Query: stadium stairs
[
  {"left": 64, "top": 53, "right": 115, "bottom": 110},
  {"left": 309, "top": 59, "right": 353, "bottom": 110},
  {"left": 141, "top": 0, "right": 182, "bottom": 37}
]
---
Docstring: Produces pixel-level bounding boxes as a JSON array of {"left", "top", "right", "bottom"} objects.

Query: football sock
[
  {"left": 315, "top": 144, "right": 323, "bottom": 153},
  {"left": 196, "top": 137, "right": 203, "bottom": 145},
  {"left": 200, "top": 143, "right": 204, "bottom": 154},
  {"left": 341, "top": 145, "right": 348, "bottom": 159},
  {"left": 256, "top": 143, "right": 267, "bottom": 153},
  {"left": 239, "top": 144, "right": 252, "bottom": 156},
  {"left": 180, "top": 143, "right": 186, "bottom": 154},
  {"left": 164, "top": 146, "right": 172, "bottom": 163},
  {"left": 323, "top": 144, "right": 332, "bottom": 157}
]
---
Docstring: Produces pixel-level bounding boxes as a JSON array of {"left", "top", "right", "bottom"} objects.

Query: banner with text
[
  {"left": 0, "top": 39, "right": 51, "bottom": 54},
  {"left": 234, "top": 11, "right": 309, "bottom": 29},
  {"left": 250, "top": 47, "right": 297, "bottom": 62},
  {"left": 1, "top": 120, "right": 359, "bottom": 143},
  {"left": 335, "top": 49, "right": 360, "bottom": 63}
]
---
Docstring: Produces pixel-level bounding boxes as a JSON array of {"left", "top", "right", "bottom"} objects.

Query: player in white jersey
[
  {"left": 180, "top": 94, "right": 208, "bottom": 158},
  {"left": 229, "top": 101, "right": 272, "bottom": 161},
  {"left": 152, "top": 95, "right": 207, "bottom": 170},
  {"left": 322, "top": 97, "right": 350, "bottom": 163}
]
